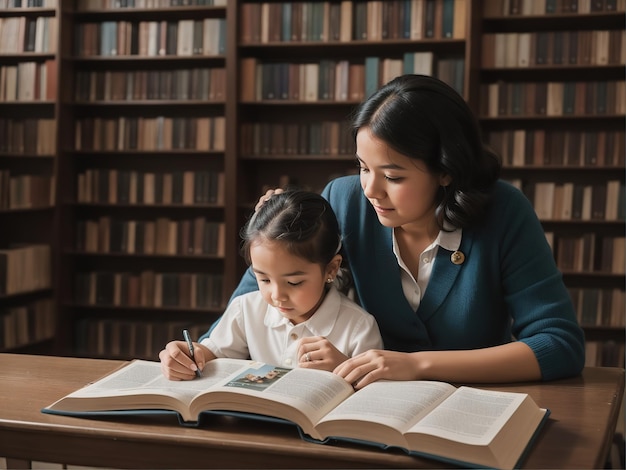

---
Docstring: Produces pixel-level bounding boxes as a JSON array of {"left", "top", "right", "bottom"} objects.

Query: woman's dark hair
[
  {"left": 240, "top": 190, "right": 342, "bottom": 270},
  {"left": 352, "top": 74, "right": 501, "bottom": 229}
]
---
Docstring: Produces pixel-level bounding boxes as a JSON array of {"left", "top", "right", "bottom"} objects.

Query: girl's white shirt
[{"left": 201, "top": 285, "right": 383, "bottom": 369}]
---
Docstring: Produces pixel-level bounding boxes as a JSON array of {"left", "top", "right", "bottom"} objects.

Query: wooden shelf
[{"left": 1, "top": 0, "right": 622, "bottom": 367}]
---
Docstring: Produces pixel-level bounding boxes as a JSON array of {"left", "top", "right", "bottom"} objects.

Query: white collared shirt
[
  {"left": 392, "top": 226, "right": 462, "bottom": 311},
  {"left": 201, "top": 286, "right": 383, "bottom": 368}
]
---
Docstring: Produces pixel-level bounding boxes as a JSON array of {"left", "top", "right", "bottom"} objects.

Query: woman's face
[{"left": 356, "top": 128, "right": 449, "bottom": 230}]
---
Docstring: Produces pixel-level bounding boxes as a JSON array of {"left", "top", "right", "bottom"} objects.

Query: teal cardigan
[{"left": 223, "top": 177, "right": 585, "bottom": 381}]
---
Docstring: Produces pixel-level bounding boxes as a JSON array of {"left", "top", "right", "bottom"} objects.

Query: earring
[{"left": 326, "top": 278, "right": 333, "bottom": 283}]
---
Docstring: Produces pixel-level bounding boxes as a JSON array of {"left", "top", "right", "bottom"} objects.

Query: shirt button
[
  {"left": 284, "top": 358, "right": 292, "bottom": 366},
  {"left": 422, "top": 257, "right": 429, "bottom": 263},
  {"left": 290, "top": 333, "right": 298, "bottom": 340}
]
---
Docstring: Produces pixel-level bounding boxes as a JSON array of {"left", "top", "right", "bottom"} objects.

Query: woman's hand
[
  {"left": 334, "top": 344, "right": 543, "bottom": 388},
  {"left": 298, "top": 336, "right": 348, "bottom": 372},
  {"left": 159, "top": 340, "right": 214, "bottom": 380},
  {"left": 333, "top": 350, "right": 421, "bottom": 389},
  {"left": 254, "top": 188, "right": 284, "bottom": 211}
]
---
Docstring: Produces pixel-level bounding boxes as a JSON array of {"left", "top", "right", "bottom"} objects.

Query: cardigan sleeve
[{"left": 490, "top": 182, "right": 586, "bottom": 380}]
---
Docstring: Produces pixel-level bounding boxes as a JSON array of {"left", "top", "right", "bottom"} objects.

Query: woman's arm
[{"left": 334, "top": 342, "right": 541, "bottom": 389}]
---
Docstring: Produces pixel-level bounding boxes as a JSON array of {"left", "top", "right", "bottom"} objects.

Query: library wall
[{"left": 0, "top": 0, "right": 624, "bottom": 367}]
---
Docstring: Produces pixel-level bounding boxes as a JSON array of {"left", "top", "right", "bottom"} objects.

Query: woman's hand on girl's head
[
  {"left": 333, "top": 350, "right": 421, "bottom": 389},
  {"left": 159, "top": 340, "right": 213, "bottom": 380},
  {"left": 254, "top": 188, "right": 284, "bottom": 212},
  {"left": 298, "top": 336, "right": 349, "bottom": 372}
]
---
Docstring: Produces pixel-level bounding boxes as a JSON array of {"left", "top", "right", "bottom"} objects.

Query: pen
[{"left": 182, "top": 329, "right": 202, "bottom": 378}]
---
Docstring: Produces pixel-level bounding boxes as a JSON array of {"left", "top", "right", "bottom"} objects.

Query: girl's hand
[
  {"left": 298, "top": 336, "right": 348, "bottom": 372},
  {"left": 333, "top": 350, "right": 420, "bottom": 389},
  {"left": 254, "top": 188, "right": 284, "bottom": 211},
  {"left": 159, "top": 340, "right": 213, "bottom": 380}
]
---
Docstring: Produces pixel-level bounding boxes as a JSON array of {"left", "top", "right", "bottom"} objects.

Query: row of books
[
  {"left": 483, "top": 0, "right": 624, "bottom": 16},
  {"left": 74, "top": 116, "right": 226, "bottom": 151},
  {"left": 487, "top": 129, "right": 625, "bottom": 168},
  {"left": 1, "top": 0, "right": 53, "bottom": 7},
  {"left": 525, "top": 180, "right": 625, "bottom": 221},
  {"left": 0, "top": 61, "right": 56, "bottom": 102},
  {"left": 77, "top": 169, "right": 225, "bottom": 206},
  {"left": 240, "top": 0, "right": 467, "bottom": 44},
  {"left": 74, "top": 18, "right": 226, "bottom": 57},
  {"left": 240, "top": 55, "right": 464, "bottom": 102},
  {"left": 0, "top": 16, "right": 56, "bottom": 54},
  {"left": 75, "top": 67, "right": 225, "bottom": 102},
  {"left": 76, "top": 217, "right": 226, "bottom": 257},
  {"left": 585, "top": 340, "right": 624, "bottom": 368},
  {"left": 74, "top": 319, "right": 215, "bottom": 361},
  {"left": 570, "top": 288, "right": 625, "bottom": 327},
  {"left": 0, "top": 172, "right": 55, "bottom": 210},
  {"left": 482, "top": 30, "right": 625, "bottom": 68},
  {"left": 241, "top": 121, "right": 354, "bottom": 157},
  {"left": 0, "top": 118, "right": 56, "bottom": 155},
  {"left": 76, "top": 0, "right": 227, "bottom": 9},
  {"left": 481, "top": 80, "right": 625, "bottom": 117},
  {"left": 0, "top": 298, "right": 55, "bottom": 351},
  {"left": 551, "top": 234, "right": 625, "bottom": 274},
  {"left": 0, "top": 244, "right": 50, "bottom": 296},
  {"left": 74, "top": 270, "right": 225, "bottom": 310}
]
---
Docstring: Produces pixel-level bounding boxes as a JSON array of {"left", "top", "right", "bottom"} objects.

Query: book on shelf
[
  {"left": 0, "top": 244, "right": 51, "bottom": 296},
  {"left": 74, "top": 270, "right": 223, "bottom": 310},
  {"left": 0, "top": 298, "right": 55, "bottom": 350},
  {"left": 482, "top": 80, "right": 625, "bottom": 117},
  {"left": 484, "top": 0, "right": 626, "bottom": 15},
  {"left": 43, "top": 358, "right": 550, "bottom": 470},
  {"left": 585, "top": 340, "right": 625, "bottom": 368},
  {"left": 238, "top": 0, "right": 466, "bottom": 43},
  {"left": 570, "top": 287, "right": 626, "bottom": 328}
]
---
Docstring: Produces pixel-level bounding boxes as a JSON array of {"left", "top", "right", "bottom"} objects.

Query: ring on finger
[{"left": 305, "top": 352, "right": 311, "bottom": 362}]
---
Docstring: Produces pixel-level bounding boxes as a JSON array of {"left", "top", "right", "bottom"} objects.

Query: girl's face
[
  {"left": 356, "top": 128, "right": 449, "bottom": 230},
  {"left": 250, "top": 239, "right": 337, "bottom": 325}
]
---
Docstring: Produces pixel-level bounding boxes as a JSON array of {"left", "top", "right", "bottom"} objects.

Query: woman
[{"left": 225, "top": 74, "right": 585, "bottom": 388}]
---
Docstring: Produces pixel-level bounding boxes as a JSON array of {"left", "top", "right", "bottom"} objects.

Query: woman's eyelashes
[
  {"left": 385, "top": 175, "right": 403, "bottom": 182},
  {"left": 355, "top": 161, "right": 403, "bottom": 182}
]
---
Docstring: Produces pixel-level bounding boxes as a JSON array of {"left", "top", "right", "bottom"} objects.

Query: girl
[{"left": 159, "top": 190, "right": 382, "bottom": 380}]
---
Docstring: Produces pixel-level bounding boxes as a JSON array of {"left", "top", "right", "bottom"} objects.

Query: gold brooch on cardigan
[{"left": 450, "top": 251, "right": 465, "bottom": 265}]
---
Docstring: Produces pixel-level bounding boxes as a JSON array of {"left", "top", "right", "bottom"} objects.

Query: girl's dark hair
[
  {"left": 240, "top": 190, "right": 341, "bottom": 270},
  {"left": 352, "top": 74, "right": 501, "bottom": 229}
]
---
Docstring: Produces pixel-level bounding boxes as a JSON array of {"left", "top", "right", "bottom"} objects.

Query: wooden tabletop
[{"left": 0, "top": 353, "right": 623, "bottom": 469}]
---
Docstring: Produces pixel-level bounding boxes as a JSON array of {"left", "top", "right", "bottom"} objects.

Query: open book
[{"left": 42, "top": 358, "right": 549, "bottom": 469}]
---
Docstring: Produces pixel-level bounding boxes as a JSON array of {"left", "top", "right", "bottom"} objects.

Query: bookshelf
[
  {"left": 1, "top": 0, "right": 623, "bottom": 365},
  {"left": 0, "top": 0, "right": 59, "bottom": 353},
  {"left": 235, "top": 0, "right": 478, "bottom": 277},
  {"left": 53, "top": 0, "right": 231, "bottom": 359},
  {"left": 480, "top": 0, "right": 626, "bottom": 367}
]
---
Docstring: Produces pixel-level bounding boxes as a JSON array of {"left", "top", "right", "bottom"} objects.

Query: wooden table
[{"left": 0, "top": 354, "right": 623, "bottom": 469}]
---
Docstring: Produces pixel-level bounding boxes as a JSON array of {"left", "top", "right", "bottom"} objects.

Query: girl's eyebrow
[{"left": 252, "top": 268, "right": 306, "bottom": 277}]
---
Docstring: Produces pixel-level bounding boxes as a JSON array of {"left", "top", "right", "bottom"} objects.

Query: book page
[
  {"left": 63, "top": 359, "right": 252, "bottom": 404},
  {"left": 198, "top": 366, "right": 355, "bottom": 431},
  {"left": 409, "top": 386, "right": 529, "bottom": 445},
  {"left": 317, "top": 380, "right": 456, "bottom": 432}
]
